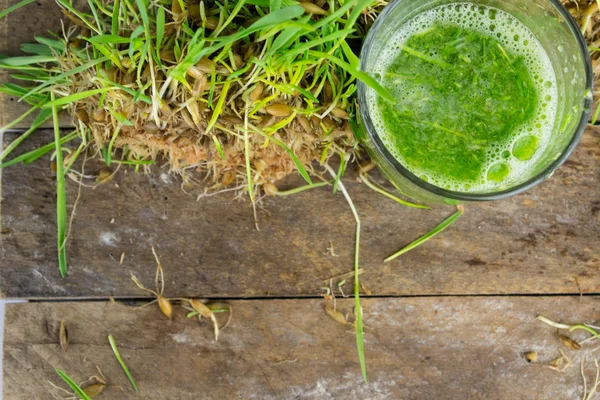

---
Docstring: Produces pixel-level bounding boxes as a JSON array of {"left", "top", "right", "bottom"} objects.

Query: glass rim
[{"left": 357, "top": 0, "right": 594, "bottom": 202}]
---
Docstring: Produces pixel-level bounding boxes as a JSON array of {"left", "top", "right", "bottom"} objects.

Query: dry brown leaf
[
  {"left": 325, "top": 305, "right": 347, "bottom": 325},
  {"left": 59, "top": 320, "right": 68, "bottom": 353}
]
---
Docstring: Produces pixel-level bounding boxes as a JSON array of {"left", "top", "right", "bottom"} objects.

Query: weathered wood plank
[
  {"left": 4, "top": 297, "right": 600, "bottom": 399},
  {"left": 1, "top": 128, "right": 599, "bottom": 299}
]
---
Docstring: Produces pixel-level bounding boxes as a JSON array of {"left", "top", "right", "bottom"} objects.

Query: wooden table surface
[
  {"left": 1, "top": 127, "right": 598, "bottom": 299},
  {"left": 5, "top": 297, "right": 600, "bottom": 399},
  {"left": 1, "top": 0, "right": 599, "bottom": 398}
]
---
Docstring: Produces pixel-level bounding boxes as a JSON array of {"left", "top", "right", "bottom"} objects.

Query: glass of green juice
[{"left": 356, "top": 0, "right": 593, "bottom": 204}]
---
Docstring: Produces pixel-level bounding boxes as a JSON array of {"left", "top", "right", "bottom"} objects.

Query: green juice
[{"left": 367, "top": 4, "right": 558, "bottom": 192}]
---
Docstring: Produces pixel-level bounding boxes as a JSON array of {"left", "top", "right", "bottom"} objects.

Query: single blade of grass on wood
[
  {"left": 326, "top": 165, "right": 367, "bottom": 382},
  {"left": 56, "top": 370, "right": 92, "bottom": 400},
  {"left": 108, "top": 334, "right": 139, "bottom": 392},
  {"left": 384, "top": 206, "right": 464, "bottom": 262},
  {"left": 51, "top": 92, "right": 68, "bottom": 277},
  {"left": 274, "top": 181, "right": 330, "bottom": 196}
]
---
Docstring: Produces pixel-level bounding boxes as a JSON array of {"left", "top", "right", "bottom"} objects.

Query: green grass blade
[
  {"left": 212, "top": 0, "right": 246, "bottom": 37},
  {"left": 311, "top": 0, "right": 357, "bottom": 30},
  {"left": 270, "top": 0, "right": 281, "bottom": 11},
  {"left": 135, "top": 0, "right": 151, "bottom": 38},
  {"left": 95, "top": 77, "right": 152, "bottom": 104},
  {"left": 56, "top": 0, "right": 100, "bottom": 34},
  {"left": 112, "top": 0, "right": 120, "bottom": 35},
  {"left": 310, "top": 50, "right": 395, "bottom": 103},
  {"left": 130, "top": 25, "right": 145, "bottom": 40},
  {"left": 332, "top": 151, "right": 345, "bottom": 194},
  {"left": 89, "top": 42, "right": 124, "bottom": 69},
  {"left": 570, "top": 324, "right": 600, "bottom": 339},
  {"left": 43, "top": 87, "right": 118, "bottom": 108},
  {"left": 105, "top": 125, "right": 122, "bottom": 165},
  {"left": 0, "top": 55, "right": 57, "bottom": 66},
  {"left": 108, "top": 109, "right": 134, "bottom": 126},
  {"left": 20, "top": 43, "right": 54, "bottom": 56},
  {"left": 50, "top": 92, "right": 67, "bottom": 277},
  {"left": 35, "top": 36, "right": 65, "bottom": 52},
  {"left": 64, "top": 140, "right": 85, "bottom": 173},
  {"left": 0, "top": 131, "right": 78, "bottom": 168},
  {"left": 211, "top": 135, "right": 226, "bottom": 160},
  {"left": 274, "top": 181, "right": 330, "bottom": 196},
  {"left": 87, "top": 35, "right": 131, "bottom": 44},
  {"left": 56, "top": 370, "right": 92, "bottom": 400},
  {"left": 345, "top": 0, "right": 373, "bottom": 28},
  {"left": 355, "top": 278, "right": 366, "bottom": 383},
  {"left": 359, "top": 171, "right": 430, "bottom": 209},
  {"left": 285, "top": 28, "right": 354, "bottom": 59},
  {"left": 0, "top": 84, "right": 47, "bottom": 104},
  {"left": 205, "top": 80, "right": 231, "bottom": 135},
  {"left": 289, "top": 84, "right": 318, "bottom": 102},
  {"left": 244, "top": 133, "right": 254, "bottom": 201},
  {"left": 0, "top": 105, "right": 39, "bottom": 134},
  {"left": 20, "top": 56, "right": 109, "bottom": 101},
  {"left": 155, "top": 6, "right": 165, "bottom": 63},
  {"left": 137, "top": 41, "right": 149, "bottom": 83},
  {"left": 325, "top": 165, "right": 367, "bottom": 382},
  {"left": 268, "top": 24, "right": 309, "bottom": 57},
  {"left": 384, "top": 207, "right": 464, "bottom": 262},
  {"left": 171, "top": 6, "right": 304, "bottom": 83},
  {"left": 250, "top": 124, "right": 312, "bottom": 184},
  {"left": 341, "top": 39, "right": 360, "bottom": 69},
  {"left": 592, "top": 103, "right": 600, "bottom": 125},
  {"left": 112, "top": 159, "right": 154, "bottom": 165},
  {"left": 0, "top": 108, "right": 52, "bottom": 163},
  {"left": 108, "top": 335, "right": 139, "bottom": 392},
  {"left": 0, "top": 0, "right": 35, "bottom": 19},
  {"left": 86, "top": 0, "right": 102, "bottom": 33}
]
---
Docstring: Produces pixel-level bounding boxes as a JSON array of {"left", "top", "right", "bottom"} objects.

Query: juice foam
[{"left": 366, "top": 3, "right": 558, "bottom": 192}]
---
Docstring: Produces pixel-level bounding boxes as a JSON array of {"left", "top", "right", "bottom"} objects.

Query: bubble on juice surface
[
  {"left": 365, "top": 2, "right": 558, "bottom": 193},
  {"left": 512, "top": 135, "right": 540, "bottom": 161}
]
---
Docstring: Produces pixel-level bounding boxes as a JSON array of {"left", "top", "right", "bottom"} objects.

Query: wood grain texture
[
  {"left": 4, "top": 297, "right": 600, "bottom": 399},
  {"left": 1, "top": 128, "right": 599, "bottom": 299}
]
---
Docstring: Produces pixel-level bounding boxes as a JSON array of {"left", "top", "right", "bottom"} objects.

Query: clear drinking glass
[{"left": 356, "top": 0, "right": 593, "bottom": 204}]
